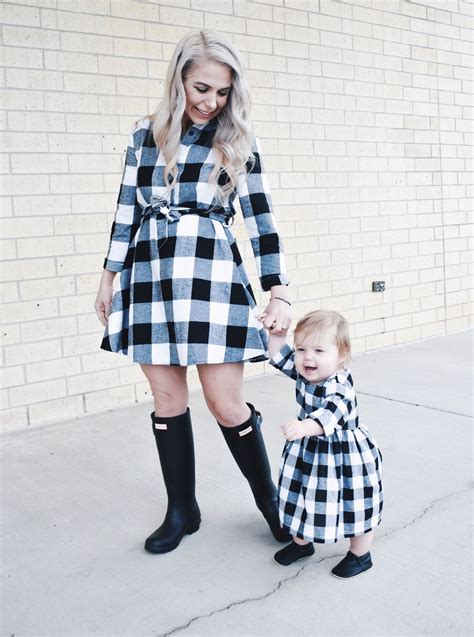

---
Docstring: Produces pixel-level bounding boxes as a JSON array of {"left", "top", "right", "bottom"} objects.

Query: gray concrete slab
[{"left": 2, "top": 331, "right": 473, "bottom": 637}]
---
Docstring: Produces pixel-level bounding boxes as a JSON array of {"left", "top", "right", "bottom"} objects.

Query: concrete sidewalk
[{"left": 2, "top": 332, "right": 472, "bottom": 637}]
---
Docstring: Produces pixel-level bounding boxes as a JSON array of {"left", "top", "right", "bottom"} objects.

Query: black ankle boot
[
  {"left": 219, "top": 403, "right": 291, "bottom": 543},
  {"left": 144, "top": 409, "right": 201, "bottom": 554}
]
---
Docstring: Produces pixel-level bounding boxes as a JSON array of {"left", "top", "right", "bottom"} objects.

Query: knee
[
  {"left": 153, "top": 389, "right": 188, "bottom": 418},
  {"left": 208, "top": 399, "right": 250, "bottom": 427}
]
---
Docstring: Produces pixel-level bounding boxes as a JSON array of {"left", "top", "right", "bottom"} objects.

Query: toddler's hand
[
  {"left": 281, "top": 419, "right": 307, "bottom": 441},
  {"left": 257, "top": 311, "right": 268, "bottom": 323}
]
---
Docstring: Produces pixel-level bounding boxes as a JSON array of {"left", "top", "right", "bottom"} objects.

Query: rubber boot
[
  {"left": 219, "top": 403, "right": 291, "bottom": 543},
  {"left": 144, "top": 408, "right": 201, "bottom": 554}
]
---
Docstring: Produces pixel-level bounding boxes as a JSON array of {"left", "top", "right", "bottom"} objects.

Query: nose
[{"left": 204, "top": 93, "right": 217, "bottom": 110}]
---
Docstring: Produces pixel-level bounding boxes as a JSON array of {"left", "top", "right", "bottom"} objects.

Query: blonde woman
[{"left": 94, "top": 30, "right": 291, "bottom": 554}]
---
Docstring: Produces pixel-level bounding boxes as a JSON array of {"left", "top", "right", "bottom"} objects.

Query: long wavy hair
[{"left": 152, "top": 30, "right": 254, "bottom": 203}]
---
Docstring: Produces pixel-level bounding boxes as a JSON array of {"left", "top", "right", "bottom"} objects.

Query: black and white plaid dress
[
  {"left": 270, "top": 344, "right": 383, "bottom": 543},
  {"left": 101, "top": 117, "right": 288, "bottom": 365}
]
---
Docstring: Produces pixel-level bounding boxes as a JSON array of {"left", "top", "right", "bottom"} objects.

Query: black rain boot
[
  {"left": 218, "top": 403, "right": 291, "bottom": 543},
  {"left": 144, "top": 408, "right": 201, "bottom": 554}
]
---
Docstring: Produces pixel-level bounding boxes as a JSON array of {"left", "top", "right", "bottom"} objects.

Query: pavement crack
[
  {"left": 357, "top": 391, "right": 472, "bottom": 418},
  {"left": 159, "top": 557, "right": 318, "bottom": 637},
  {"left": 160, "top": 487, "right": 472, "bottom": 636},
  {"left": 380, "top": 486, "right": 472, "bottom": 540}
]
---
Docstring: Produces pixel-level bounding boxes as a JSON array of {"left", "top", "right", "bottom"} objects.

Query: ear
[{"left": 338, "top": 347, "right": 348, "bottom": 366}]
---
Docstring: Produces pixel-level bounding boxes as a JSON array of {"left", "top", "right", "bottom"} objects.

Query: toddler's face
[{"left": 294, "top": 329, "right": 344, "bottom": 384}]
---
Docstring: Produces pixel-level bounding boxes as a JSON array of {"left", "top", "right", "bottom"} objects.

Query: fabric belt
[
  {"left": 142, "top": 197, "right": 234, "bottom": 226},
  {"left": 140, "top": 197, "right": 234, "bottom": 253}
]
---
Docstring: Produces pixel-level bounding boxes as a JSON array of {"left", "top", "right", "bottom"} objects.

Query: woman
[{"left": 94, "top": 30, "right": 292, "bottom": 554}]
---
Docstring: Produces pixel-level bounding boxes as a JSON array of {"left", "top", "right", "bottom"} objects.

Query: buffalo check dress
[
  {"left": 101, "top": 117, "right": 288, "bottom": 365},
  {"left": 270, "top": 345, "right": 383, "bottom": 544}
]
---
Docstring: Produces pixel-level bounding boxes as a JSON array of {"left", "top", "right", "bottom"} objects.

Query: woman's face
[{"left": 183, "top": 61, "right": 232, "bottom": 126}]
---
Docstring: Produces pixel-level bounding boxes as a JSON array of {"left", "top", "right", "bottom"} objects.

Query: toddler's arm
[
  {"left": 281, "top": 418, "right": 324, "bottom": 441},
  {"left": 258, "top": 311, "right": 287, "bottom": 358}
]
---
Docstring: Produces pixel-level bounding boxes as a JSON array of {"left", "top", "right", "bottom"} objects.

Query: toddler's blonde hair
[{"left": 294, "top": 310, "right": 351, "bottom": 366}]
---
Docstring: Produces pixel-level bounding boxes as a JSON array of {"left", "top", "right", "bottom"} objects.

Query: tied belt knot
[
  {"left": 141, "top": 196, "right": 235, "bottom": 253},
  {"left": 142, "top": 196, "right": 234, "bottom": 226}
]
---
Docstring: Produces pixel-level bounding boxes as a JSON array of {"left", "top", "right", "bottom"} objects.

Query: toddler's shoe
[
  {"left": 331, "top": 551, "right": 372, "bottom": 578},
  {"left": 274, "top": 541, "right": 315, "bottom": 566}
]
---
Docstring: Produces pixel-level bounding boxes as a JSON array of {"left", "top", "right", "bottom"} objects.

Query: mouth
[
  {"left": 304, "top": 366, "right": 318, "bottom": 374},
  {"left": 195, "top": 107, "right": 214, "bottom": 118}
]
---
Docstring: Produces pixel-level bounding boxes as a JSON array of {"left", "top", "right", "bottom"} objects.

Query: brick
[
  {"left": 0, "top": 282, "right": 18, "bottom": 302},
  {"left": 26, "top": 356, "right": 82, "bottom": 383},
  {"left": 1, "top": 365, "right": 25, "bottom": 389},
  {"left": 69, "top": 153, "right": 121, "bottom": 174},
  {"left": 5, "top": 338, "right": 61, "bottom": 366},
  {"left": 9, "top": 378, "right": 67, "bottom": 408},
  {"left": 6, "top": 68, "right": 63, "bottom": 91},
  {"left": 21, "top": 316, "right": 77, "bottom": 342},
  {"left": 394, "top": 326, "right": 422, "bottom": 345},
  {"left": 285, "top": 24, "right": 319, "bottom": 44},
  {"left": 0, "top": 259, "right": 56, "bottom": 282},
  {"left": 11, "top": 153, "right": 67, "bottom": 174},
  {"left": 2, "top": 216, "right": 53, "bottom": 239},
  {"left": 0, "top": 45, "right": 43, "bottom": 69},
  {"left": 20, "top": 277, "right": 75, "bottom": 301},
  {"left": 1, "top": 4, "right": 40, "bottom": 26},
  {"left": 68, "top": 369, "right": 120, "bottom": 395},
  {"left": 63, "top": 73, "right": 116, "bottom": 96},
  {"left": 17, "top": 236, "right": 74, "bottom": 259},
  {"left": 205, "top": 12, "right": 246, "bottom": 33},
  {"left": 160, "top": 6, "right": 204, "bottom": 28},
  {"left": 13, "top": 194, "right": 71, "bottom": 216},
  {"left": 84, "top": 384, "right": 136, "bottom": 413},
  {"left": 59, "top": 293, "right": 96, "bottom": 315},
  {"left": 50, "top": 174, "right": 103, "bottom": 195},
  {"left": 250, "top": 53, "right": 287, "bottom": 73},
  {"left": 3, "top": 26, "right": 59, "bottom": 49},
  {"left": 60, "top": 31, "right": 113, "bottom": 55},
  {"left": 8, "top": 110, "right": 66, "bottom": 132},
  {"left": 29, "top": 396, "right": 84, "bottom": 427},
  {"left": 0, "top": 407, "right": 29, "bottom": 432}
]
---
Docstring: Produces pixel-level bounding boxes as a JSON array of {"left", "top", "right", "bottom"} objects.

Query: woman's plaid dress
[
  {"left": 270, "top": 345, "right": 383, "bottom": 544},
  {"left": 101, "top": 117, "right": 288, "bottom": 365}
]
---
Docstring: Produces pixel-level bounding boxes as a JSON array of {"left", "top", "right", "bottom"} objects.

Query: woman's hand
[
  {"left": 94, "top": 270, "right": 116, "bottom": 327},
  {"left": 259, "top": 297, "right": 291, "bottom": 337}
]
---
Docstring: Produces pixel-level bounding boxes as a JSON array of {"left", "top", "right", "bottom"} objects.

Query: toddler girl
[{"left": 261, "top": 309, "right": 383, "bottom": 578}]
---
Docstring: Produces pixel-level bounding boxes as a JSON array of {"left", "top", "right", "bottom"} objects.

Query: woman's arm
[
  {"left": 237, "top": 136, "right": 289, "bottom": 292},
  {"left": 103, "top": 120, "right": 145, "bottom": 273}
]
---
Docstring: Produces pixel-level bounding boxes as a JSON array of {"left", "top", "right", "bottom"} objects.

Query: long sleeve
[
  {"left": 269, "top": 343, "right": 298, "bottom": 380},
  {"left": 237, "top": 136, "right": 289, "bottom": 291},
  {"left": 103, "top": 122, "right": 143, "bottom": 272},
  {"left": 308, "top": 378, "right": 356, "bottom": 437}
]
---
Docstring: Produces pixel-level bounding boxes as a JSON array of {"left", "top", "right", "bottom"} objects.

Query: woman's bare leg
[
  {"left": 140, "top": 364, "right": 188, "bottom": 417},
  {"left": 197, "top": 362, "right": 250, "bottom": 426}
]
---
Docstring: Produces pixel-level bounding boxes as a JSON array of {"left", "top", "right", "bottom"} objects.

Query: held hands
[
  {"left": 281, "top": 418, "right": 324, "bottom": 441},
  {"left": 257, "top": 298, "right": 292, "bottom": 337}
]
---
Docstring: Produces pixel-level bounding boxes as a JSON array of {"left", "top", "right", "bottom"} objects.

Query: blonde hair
[
  {"left": 294, "top": 310, "right": 352, "bottom": 366},
  {"left": 152, "top": 30, "right": 254, "bottom": 203}
]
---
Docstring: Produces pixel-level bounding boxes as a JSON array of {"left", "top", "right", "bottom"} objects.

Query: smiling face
[
  {"left": 183, "top": 60, "right": 232, "bottom": 127},
  {"left": 294, "top": 328, "right": 345, "bottom": 384}
]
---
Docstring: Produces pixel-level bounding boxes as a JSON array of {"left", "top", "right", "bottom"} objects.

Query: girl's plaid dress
[
  {"left": 101, "top": 117, "right": 288, "bottom": 365},
  {"left": 270, "top": 344, "right": 383, "bottom": 543}
]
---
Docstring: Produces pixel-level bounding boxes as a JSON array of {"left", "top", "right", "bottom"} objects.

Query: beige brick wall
[{"left": 2, "top": 0, "right": 472, "bottom": 431}]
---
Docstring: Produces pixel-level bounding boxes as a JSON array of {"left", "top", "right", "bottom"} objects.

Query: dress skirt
[
  {"left": 278, "top": 424, "right": 383, "bottom": 543},
  {"left": 101, "top": 210, "right": 268, "bottom": 366}
]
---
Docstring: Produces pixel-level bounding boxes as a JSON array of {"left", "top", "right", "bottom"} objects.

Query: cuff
[
  {"left": 260, "top": 274, "right": 290, "bottom": 291},
  {"left": 103, "top": 258, "right": 123, "bottom": 273},
  {"left": 268, "top": 343, "right": 294, "bottom": 369}
]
